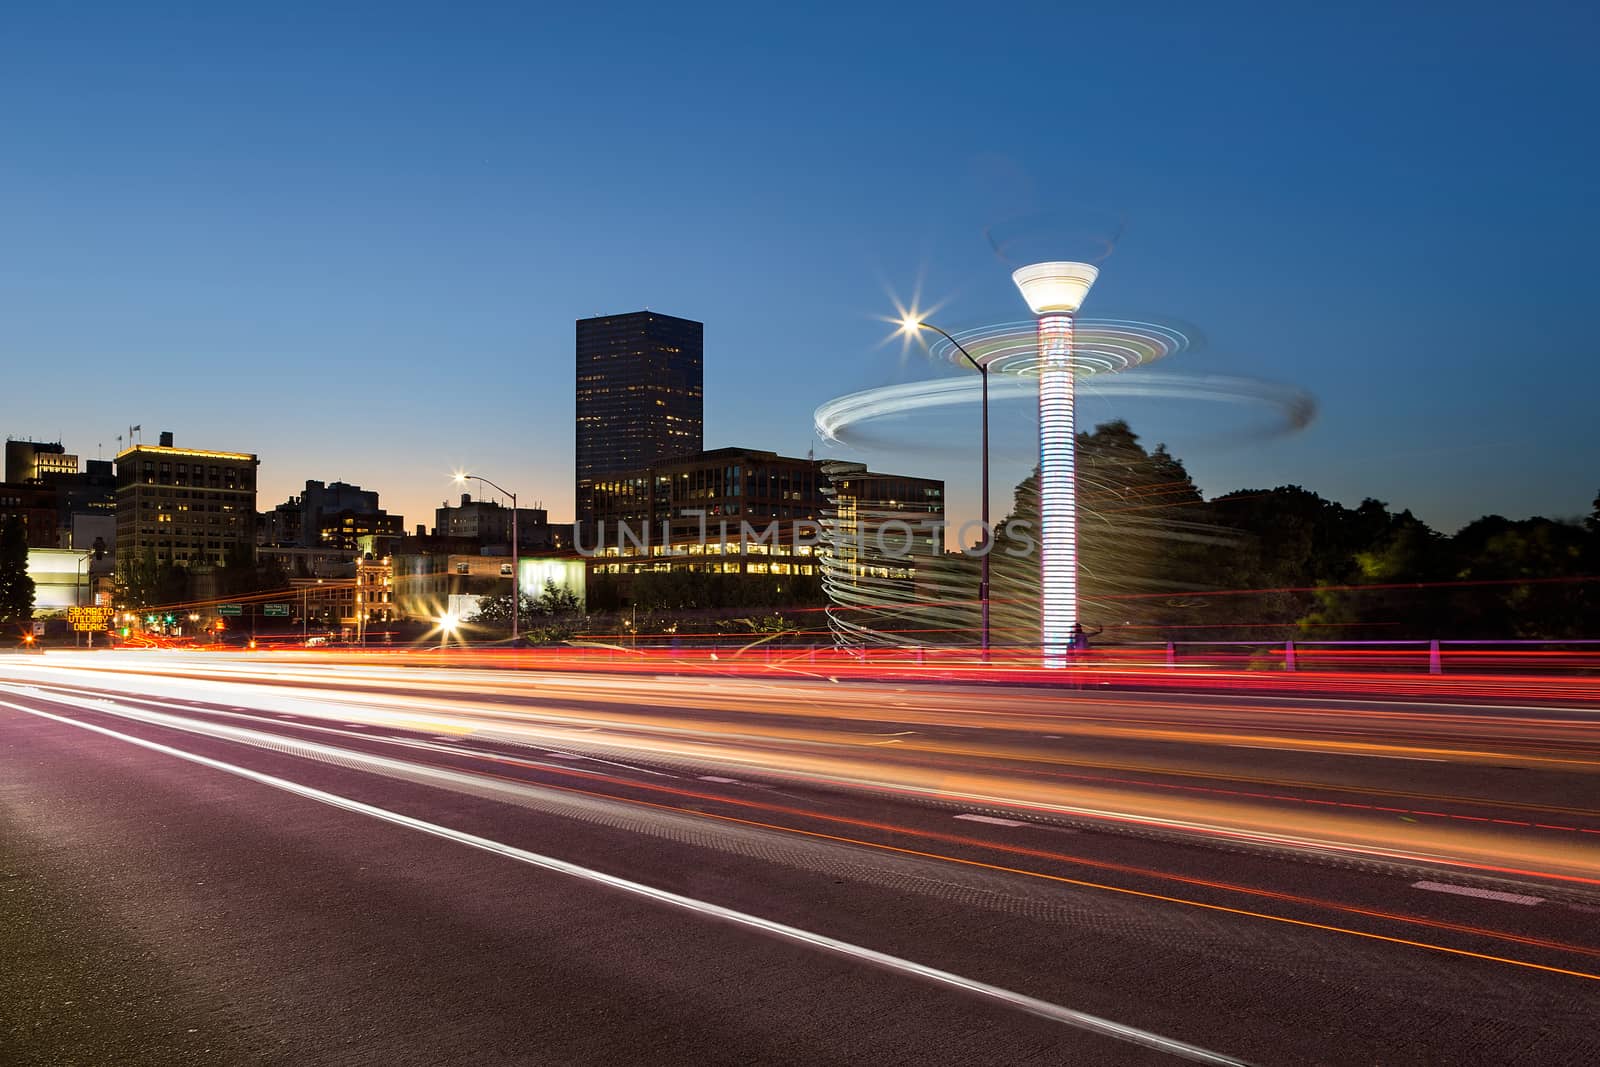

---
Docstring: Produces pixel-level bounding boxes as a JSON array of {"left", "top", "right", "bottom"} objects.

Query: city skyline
[
  {"left": 2, "top": 4, "right": 1594, "bottom": 535},
  {"left": 5, "top": 7, "right": 1599, "bottom": 1063}
]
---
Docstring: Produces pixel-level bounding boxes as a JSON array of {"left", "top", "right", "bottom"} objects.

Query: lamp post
[
  {"left": 1011, "top": 262, "right": 1099, "bottom": 666},
  {"left": 455, "top": 472, "right": 520, "bottom": 646},
  {"left": 355, "top": 555, "right": 365, "bottom": 648},
  {"left": 301, "top": 578, "right": 324, "bottom": 643},
  {"left": 900, "top": 318, "right": 990, "bottom": 658}
]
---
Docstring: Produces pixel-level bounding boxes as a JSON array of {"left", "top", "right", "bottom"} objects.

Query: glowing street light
[
  {"left": 438, "top": 611, "right": 459, "bottom": 649},
  {"left": 1013, "top": 261, "right": 1098, "bottom": 665},
  {"left": 454, "top": 471, "right": 520, "bottom": 646},
  {"left": 899, "top": 315, "right": 992, "bottom": 658}
]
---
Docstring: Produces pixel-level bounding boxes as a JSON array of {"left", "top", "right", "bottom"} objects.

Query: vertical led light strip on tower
[
  {"left": 1012, "top": 262, "right": 1099, "bottom": 667},
  {"left": 1036, "top": 312, "right": 1076, "bottom": 663}
]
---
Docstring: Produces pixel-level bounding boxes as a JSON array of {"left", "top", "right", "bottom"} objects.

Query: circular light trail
[
  {"left": 814, "top": 310, "right": 1315, "bottom": 651},
  {"left": 816, "top": 372, "right": 1315, "bottom": 446},
  {"left": 926, "top": 318, "right": 1190, "bottom": 379}
]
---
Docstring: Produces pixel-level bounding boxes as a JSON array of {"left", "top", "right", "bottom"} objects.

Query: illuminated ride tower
[{"left": 1012, "top": 262, "right": 1099, "bottom": 666}]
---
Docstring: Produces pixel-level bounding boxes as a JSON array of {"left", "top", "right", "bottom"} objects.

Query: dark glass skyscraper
[{"left": 576, "top": 311, "right": 703, "bottom": 523}]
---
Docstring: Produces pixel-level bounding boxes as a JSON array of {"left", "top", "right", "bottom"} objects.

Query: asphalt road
[{"left": 3, "top": 651, "right": 1598, "bottom": 1065}]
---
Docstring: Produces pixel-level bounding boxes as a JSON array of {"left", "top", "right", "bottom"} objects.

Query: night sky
[{"left": 3, "top": 2, "right": 1594, "bottom": 534}]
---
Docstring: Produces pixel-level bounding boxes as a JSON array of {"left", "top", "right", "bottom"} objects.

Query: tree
[
  {"left": 534, "top": 580, "right": 581, "bottom": 616},
  {"left": 1444, "top": 515, "right": 1592, "bottom": 638},
  {"left": 219, "top": 543, "right": 288, "bottom": 598},
  {"left": 116, "top": 548, "right": 190, "bottom": 610},
  {"left": 468, "top": 590, "right": 540, "bottom": 630},
  {"left": 469, "top": 581, "right": 588, "bottom": 643},
  {"left": 829, "top": 418, "right": 1600, "bottom": 645},
  {"left": 1302, "top": 511, "right": 1450, "bottom": 638},
  {"left": 0, "top": 516, "right": 35, "bottom": 625},
  {"left": 987, "top": 420, "right": 1232, "bottom": 644}
]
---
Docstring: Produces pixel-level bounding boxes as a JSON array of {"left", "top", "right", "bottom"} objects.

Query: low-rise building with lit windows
[
  {"left": 819, "top": 460, "right": 947, "bottom": 647},
  {"left": 0, "top": 481, "right": 60, "bottom": 548},
  {"left": 579, "top": 447, "right": 829, "bottom": 601},
  {"left": 114, "top": 432, "right": 259, "bottom": 567},
  {"left": 353, "top": 554, "right": 395, "bottom": 625}
]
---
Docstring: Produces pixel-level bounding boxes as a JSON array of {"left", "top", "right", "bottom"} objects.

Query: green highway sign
[
  {"left": 217, "top": 604, "right": 243, "bottom": 616},
  {"left": 263, "top": 603, "right": 290, "bottom": 617}
]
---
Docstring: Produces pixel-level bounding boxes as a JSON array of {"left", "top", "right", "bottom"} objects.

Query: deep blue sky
[{"left": 3, "top": 2, "right": 1594, "bottom": 533}]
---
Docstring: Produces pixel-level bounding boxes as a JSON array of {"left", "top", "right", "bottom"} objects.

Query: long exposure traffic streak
[
  {"left": 10, "top": 651, "right": 1597, "bottom": 881},
  {"left": 4, "top": 650, "right": 1598, "bottom": 1063}
]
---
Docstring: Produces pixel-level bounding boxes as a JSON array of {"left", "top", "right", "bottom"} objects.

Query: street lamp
[
  {"left": 439, "top": 611, "right": 459, "bottom": 650},
  {"left": 1012, "top": 261, "right": 1099, "bottom": 666},
  {"left": 899, "top": 316, "right": 991, "bottom": 658},
  {"left": 301, "top": 578, "right": 324, "bottom": 644},
  {"left": 454, "top": 472, "right": 520, "bottom": 646}
]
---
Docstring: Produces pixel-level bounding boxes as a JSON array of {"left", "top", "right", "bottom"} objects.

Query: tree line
[{"left": 982, "top": 420, "right": 1598, "bottom": 643}]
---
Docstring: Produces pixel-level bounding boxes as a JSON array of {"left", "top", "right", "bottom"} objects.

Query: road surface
[{"left": 3, "top": 651, "right": 1598, "bottom": 1065}]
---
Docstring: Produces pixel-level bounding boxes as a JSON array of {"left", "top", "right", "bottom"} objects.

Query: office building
[
  {"left": 5, "top": 439, "right": 78, "bottom": 484},
  {"left": 4, "top": 443, "right": 116, "bottom": 543},
  {"left": 114, "top": 432, "right": 259, "bottom": 566},
  {"left": 23, "top": 547, "right": 112, "bottom": 615},
  {"left": 819, "top": 460, "right": 947, "bottom": 646},
  {"left": 354, "top": 554, "right": 396, "bottom": 628},
  {"left": 582, "top": 447, "right": 828, "bottom": 590},
  {"left": 259, "top": 479, "right": 401, "bottom": 550},
  {"left": 576, "top": 311, "right": 703, "bottom": 523},
  {"left": 0, "top": 481, "right": 60, "bottom": 548},
  {"left": 393, "top": 551, "right": 516, "bottom": 622},
  {"left": 54, "top": 459, "right": 118, "bottom": 534},
  {"left": 434, "top": 493, "right": 560, "bottom": 553},
  {"left": 255, "top": 546, "right": 359, "bottom": 581}
]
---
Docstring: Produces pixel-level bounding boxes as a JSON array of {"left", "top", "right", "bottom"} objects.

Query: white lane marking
[
  {"left": 699, "top": 776, "right": 742, "bottom": 784},
  {"left": 955, "top": 814, "right": 1030, "bottom": 828},
  {"left": 1411, "top": 881, "right": 1545, "bottom": 906},
  {"left": 6, "top": 700, "right": 1249, "bottom": 1067}
]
